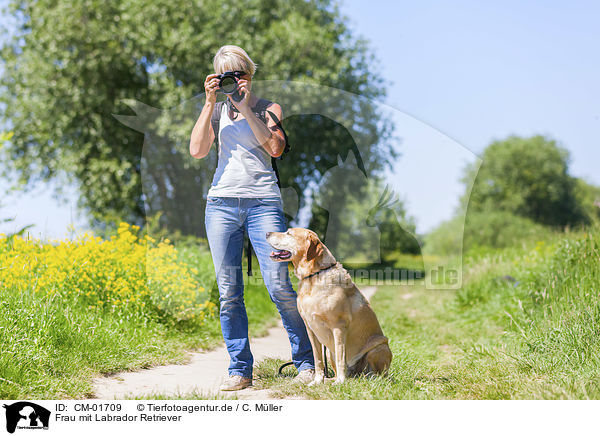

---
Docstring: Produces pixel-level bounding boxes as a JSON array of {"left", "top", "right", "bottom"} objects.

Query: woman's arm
[
  {"left": 241, "top": 102, "right": 286, "bottom": 158},
  {"left": 189, "top": 73, "right": 219, "bottom": 159},
  {"left": 189, "top": 101, "right": 216, "bottom": 159}
]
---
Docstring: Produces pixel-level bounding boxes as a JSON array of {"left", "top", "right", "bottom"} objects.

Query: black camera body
[{"left": 217, "top": 70, "right": 245, "bottom": 102}]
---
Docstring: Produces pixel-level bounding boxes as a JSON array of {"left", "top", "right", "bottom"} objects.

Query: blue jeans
[{"left": 204, "top": 196, "right": 315, "bottom": 378}]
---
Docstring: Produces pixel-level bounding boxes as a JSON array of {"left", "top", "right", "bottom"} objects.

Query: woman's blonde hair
[{"left": 213, "top": 45, "right": 257, "bottom": 77}]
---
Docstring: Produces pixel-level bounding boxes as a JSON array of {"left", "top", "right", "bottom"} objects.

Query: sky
[
  {"left": 1, "top": 0, "right": 599, "bottom": 239},
  {"left": 339, "top": 0, "right": 600, "bottom": 231}
]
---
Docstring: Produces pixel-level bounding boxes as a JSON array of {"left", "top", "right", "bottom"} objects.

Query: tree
[
  {"left": 0, "top": 0, "right": 395, "bottom": 235},
  {"left": 0, "top": 131, "right": 12, "bottom": 147},
  {"left": 308, "top": 153, "right": 418, "bottom": 263},
  {"left": 461, "top": 135, "right": 586, "bottom": 227}
]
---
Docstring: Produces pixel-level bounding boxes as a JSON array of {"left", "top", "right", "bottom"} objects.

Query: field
[
  {"left": 1, "top": 222, "right": 599, "bottom": 399},
  {"left": 251, "top": 228, "right": 600, "bottom": 399}
]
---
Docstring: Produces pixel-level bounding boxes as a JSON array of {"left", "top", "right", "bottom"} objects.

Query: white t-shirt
[{"left": 207, "top": 102, "right": 281, "bottom": 198}]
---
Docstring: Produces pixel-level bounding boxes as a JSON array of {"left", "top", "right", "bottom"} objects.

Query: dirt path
[{"left": 93, "top": 286, "right": 378, "bottom": 400}]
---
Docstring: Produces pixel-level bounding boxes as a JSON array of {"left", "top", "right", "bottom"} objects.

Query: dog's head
[{"left": 266, "top": 228, "right": 335, "bottom": 279}]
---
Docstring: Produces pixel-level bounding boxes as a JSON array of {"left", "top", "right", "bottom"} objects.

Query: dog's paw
[
  {"left": 308, "top": 376, "right": 324, "bottom": 386},
  {"left": 333, "top": 377, "right": 346, "bottom": 385}
]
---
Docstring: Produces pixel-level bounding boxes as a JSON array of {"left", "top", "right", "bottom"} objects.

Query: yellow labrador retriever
[{"left": 266, "top": 228, "right": 392, "bottom": 385}]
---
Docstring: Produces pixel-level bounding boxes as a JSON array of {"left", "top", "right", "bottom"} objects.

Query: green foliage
[
  {"left": 369, "top": 184, "right": 421, "bottom": 257},
  {"left": 573, "top": 178, "right": 600, "bottom": 225},
  {"left": 308, "top": 161, "right": 417, "bottom": 262},
  {"left": 425, "top": 134, "right": 599, "bottom": 257},
  {"left": 0, "top": 131, "right": 13, "bottom": 149},
  {"left": 462, "top": 135, "right": 586, "bottom": 227},
  {"left": 0, "top": 0, "right": 393, "bottom": 236},
  {"left": 463, "top": 211, "right": 551, "bottom": 253},
  {"left": 422, "top": 217, "right": 463, "bottom": 257},
  {"left": 424, "top": 210, "right": 552, "bottom": 256}
]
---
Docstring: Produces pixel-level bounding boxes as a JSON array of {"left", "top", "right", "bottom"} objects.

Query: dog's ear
[{"left": 306, "top": 234, "right": 323, "bottom": 261}]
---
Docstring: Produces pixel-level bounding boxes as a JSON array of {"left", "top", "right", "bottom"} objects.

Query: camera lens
[{"left": 220, "top": 76, "right": 238, "bottom": 94}]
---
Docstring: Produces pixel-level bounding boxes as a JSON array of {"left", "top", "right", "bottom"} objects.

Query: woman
[{"left": 189, "top": 45, "right": 315, "bottom": 391}]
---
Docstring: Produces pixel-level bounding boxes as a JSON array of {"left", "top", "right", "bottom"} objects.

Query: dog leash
[{"left": 277, "top": 344, "right": 333, "bottom": 378}]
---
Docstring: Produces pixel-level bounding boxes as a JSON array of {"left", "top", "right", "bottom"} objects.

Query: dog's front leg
[
  {"left": 306, "top": 328, "right": 325, "bottom": 386},
  {"left": 332, "top": 326, "right": 348, "bottom": 384}
]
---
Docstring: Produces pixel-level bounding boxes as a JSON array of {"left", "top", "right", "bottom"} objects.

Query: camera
[{"left": 217, "top": 70, "right": 245, "bottom": 102}]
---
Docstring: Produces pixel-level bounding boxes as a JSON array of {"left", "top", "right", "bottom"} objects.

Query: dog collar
[{"left": 300, "top": 262, "right": 339, "bottom": 281}]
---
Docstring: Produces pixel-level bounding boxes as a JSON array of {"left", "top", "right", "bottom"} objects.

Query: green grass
[
  {"left": 250, "top": 228, "right": 600, "bottom": 399},
  {"left": 176, "top": 242, "right": 281, "bottom": 337},
  {"left": 5, "top": 227, "right": 598, "bottom": 400},
  {"left": 0, "top": 241, "right": 279, "bottom": 400}
]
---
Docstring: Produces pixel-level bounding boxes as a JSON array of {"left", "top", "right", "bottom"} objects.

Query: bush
[
  {"left": 424, "top": 211, "right": 553, "bottom": 256},
  {"left": 573, "top": 178, "right": 600, "bottom": 226},
  {"left": 463, "top": 211, "right": 552, "bottom": 253},
  {"left": 0, "top": 222, "right": 215, "bottom": 323}
]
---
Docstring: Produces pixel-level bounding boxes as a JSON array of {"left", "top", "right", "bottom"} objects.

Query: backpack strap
[
  {"left": 253, "top": 98, "right": 271, "bottom": 122},
  {"left": 210, "top": 100, "right": 226, "bottom": 147},
  {"left": 253, "top": 99, "right": 291, "bottom": 189},
  {"left": 265, "top": 107, "right": 290, "bottom": 189},
  {"left": 265, "top": 108, "right": 291, "bottom": 155}
]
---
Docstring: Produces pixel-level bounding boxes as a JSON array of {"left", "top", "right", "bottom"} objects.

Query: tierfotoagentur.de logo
[{"left": 2, "top": 402, "right": 50, "bottom": 434}]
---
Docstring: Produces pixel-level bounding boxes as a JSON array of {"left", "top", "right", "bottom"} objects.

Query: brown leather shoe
[{"left": 219, "top": 375, "right": 252, "bottom": 391}]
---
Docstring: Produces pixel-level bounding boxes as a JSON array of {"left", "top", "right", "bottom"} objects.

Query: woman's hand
[
  {"left": 228, "top": 78, "right": 251, "bottom": 113},
  {"left": 204, "top": 73, "right": 219, "bottom": 104},
  {"left": 190, "top": 74, "right": 219, "bottom": 159}
]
